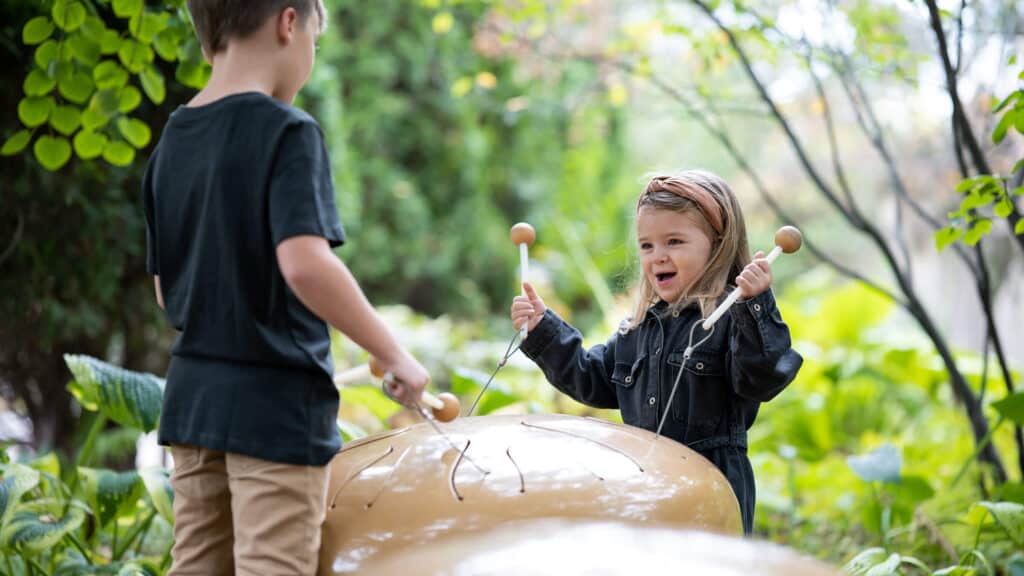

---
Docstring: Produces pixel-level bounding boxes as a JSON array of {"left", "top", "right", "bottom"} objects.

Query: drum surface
[{"left": 319, "top": 414, "right": 742, "bottom": 574}]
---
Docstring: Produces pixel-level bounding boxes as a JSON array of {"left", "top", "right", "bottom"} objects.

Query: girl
[{"left": 511, "top": 170, "right": 803, "bottom": 534}]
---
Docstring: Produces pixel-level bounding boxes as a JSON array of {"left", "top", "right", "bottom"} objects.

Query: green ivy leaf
[
  {"left": 79, "top": 15, "right": 105, "bottom": 41},
  {"left": 1, "top": 130, "right": 32, "bottom": 156},
  {"left": 955, "top": 178, "right": 977, "bottom": 194},
  {"left": 118, "top": 39, "right": 154, "bottom": 73},
  {"left": 49, "top": 105, "right": 82, "bottom": 136},
  {"left": 130, "top": 11, "right": 168, "bottom": 43},
  {"left": 117, "top": 117, "right": 151, "bottom": 148},
  {"left": 140, "top": 66, "right": 166, "bottom": 104},
  {"left": 113, "top": 0, "right": 143, "bottom": 19},
  {"left": 100, "top": 29, "right": 121, "bottom": 55},
  {"left": 33, "top": 135, "right": 72, "bottom": 171},
  {"left": 72, "top": 129, "right": 107, "bottom": 159},
  {"left": 90, "top": 88, "right": 121, "bottom": 117},
  {"left": 103, "top": 140, "right": 135, "bottom": 166},
  {"left": 1016, "top": 219, "right": 1024, "bottom": 235},
  {"left": 17, "top": 96, "right": 54, "bottom": 128},
  {"left": 960, "top": 190, "right": 996, "bottom": 211},
  {"left": 67, "top": 33, "right": 101, "bottom": 65},
  {"left": 34, "top": 39, "right": 60, "bottom": 70},
  {"left": 51, "top": 0, "right": 87, "bottom": 33},
  {"left": 94, "top": 61, "right": 129, "bottom": 90},
  {"left": 119, "top": 86, "right": 142, "bottom": 113},
  {"left": 22, "top": 16, "right": 55, "bottom": 45},
  {"left": 58, "top": 69, "right": 94, "bottom": 104},
  {"left": 994, "top": 111, "right": 1015, "bottom": 144},
  {"left": 78, "top": 468, "right": 142, "bottom": 528},
  {"left": 963, "top": 218, "right": 993, "bottom": 245},
  {"left": 23, "top": 69, "right": 56, "bottom": 96},
  {"left": 63, "top": 355, "right": 163, "bottom": 431},
  {"left": 81, "top": 104, "right": 110, "bottom": 130}
]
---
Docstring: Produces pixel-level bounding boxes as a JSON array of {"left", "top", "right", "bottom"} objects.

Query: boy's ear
[{"left": 276, "top": 6, "right": 300, "bottom": 44}]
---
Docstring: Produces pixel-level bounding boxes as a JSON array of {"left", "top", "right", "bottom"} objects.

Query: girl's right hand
[
  {"left": 381, "top": 351, "right": 430, "bottom": 406},
  {"left": 511, "top": 282, "right": 547, "bottom": 333}
]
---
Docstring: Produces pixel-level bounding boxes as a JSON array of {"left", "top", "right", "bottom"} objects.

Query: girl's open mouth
[{"left": 655, "top": 272, "right": 676, "bottom": 284}]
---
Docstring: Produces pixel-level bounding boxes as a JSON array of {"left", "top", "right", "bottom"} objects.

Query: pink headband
[{"left": 637, "top": 176, "right": 725, "bottom": 235}]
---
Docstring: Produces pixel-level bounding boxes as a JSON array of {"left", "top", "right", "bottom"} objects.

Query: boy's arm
[
  {"left": 153, "top": 276, "right": 164, "bottom": 310},
  {"left": 276, "top": 235, "right": 428, "bottom": 400}
]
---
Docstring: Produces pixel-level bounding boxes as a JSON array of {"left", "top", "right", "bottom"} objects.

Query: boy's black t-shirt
[{"left": 142, "top": 92, "right": 345, "bottom": 466}]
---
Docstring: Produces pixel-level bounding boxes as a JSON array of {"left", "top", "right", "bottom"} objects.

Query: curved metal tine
[{"left": 467, "top": 329, "right": 523, "bottom": 417}]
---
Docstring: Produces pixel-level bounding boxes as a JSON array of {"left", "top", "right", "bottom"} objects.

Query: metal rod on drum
[
  {"left": 510, "top": 223, "right": 536, "bottom": 342},
  {"left": 701, "top": 226, "right": 803, "bottom": 331}
]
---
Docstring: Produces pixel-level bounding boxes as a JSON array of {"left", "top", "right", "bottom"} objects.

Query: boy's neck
[{"left": 190, "top": 43, "right": 291, "bottom": 107}]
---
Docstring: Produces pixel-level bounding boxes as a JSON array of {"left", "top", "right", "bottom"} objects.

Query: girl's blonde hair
[{"left": 623, "top": 169, "right": 751, "bottom": 332}]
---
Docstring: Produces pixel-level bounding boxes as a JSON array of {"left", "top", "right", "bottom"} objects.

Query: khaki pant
[{"left": 167, "top": 445, "right": 329, "bottom": 576}]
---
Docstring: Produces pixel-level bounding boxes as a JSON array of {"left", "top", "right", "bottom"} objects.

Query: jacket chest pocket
[
  {"left": 612, "top": 353, "right": 646, "bottom": 424},
  {"left": 665, "top": 349, "right": 728, "bottom": 431}
]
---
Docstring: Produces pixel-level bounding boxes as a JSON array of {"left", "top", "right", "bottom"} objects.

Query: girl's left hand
[{"left": 736, "top": 250, "right": 772, "bottom": 299}]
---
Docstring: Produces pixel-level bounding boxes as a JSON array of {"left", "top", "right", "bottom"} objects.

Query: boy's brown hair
[{"left": 186, "top": 0, "right": 326, "bottom": 54}]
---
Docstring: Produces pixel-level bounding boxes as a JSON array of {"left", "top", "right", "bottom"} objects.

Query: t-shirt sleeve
[
  {"left": 268, "top": 120, "right": 346, "bottom": 248},
  {"left": 142, "top": 154, "right": 159, "bottom": 275}
]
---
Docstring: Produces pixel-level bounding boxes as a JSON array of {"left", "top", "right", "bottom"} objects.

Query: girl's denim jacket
[{"left": 518, "top": 288, "right": 802, "bottom": 533}]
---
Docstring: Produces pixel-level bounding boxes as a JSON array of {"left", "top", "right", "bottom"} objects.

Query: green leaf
[
  {"left": 18, "top": 96, "right": 54, "bottom": 128},
  {"left": 847, "top": 443, "right": 901, "bottom": 483},
  {"left": 58, "top": 70, "right": 95, "bottom": 104},
  {"left": 864, "top": 553, "right": 901, "bottom": 576},
  {"left": 955, "top": 178, "right": 977, "bottom": 194},
  {"left": 993, "top": 392, "right": 1024, "bottom": 425},
  {"left": 103, "top": 140, "right": 136, "bottom": 166},
  {"left": 153, "top": 29, "right": 179, "bottom": 62},
  {"left": 117, "top": 39, "right": 154, "bottom": 73},
  {"left": 117, "top": 117, "right": 151, "bottom": 148},
  {"left": 130, "top": 12, "right": 168, "bottom": 43},
  {"left": 33, "top": 135, "right": 72, "bottom": 170},
  {"left": 113, "top": 0, "right": 143, "bottom": 19},
  {"left": 49, "top": 105, "right": 82, "bottom": 136},
  {"left": 81, "top": 105, "right": 109, "bottom": 131},
  {"left": 974, "top": 501, "right": 1024, "bottom": 547},
  {"left": 1016, "top": 219, "right": 1024, "bottom": 235},
  {"left": 94, "top": 61, "right": 129, "bottom": 90},
  {"left": 119, "top": 86, "right": 142, "bottom": 113},
  {"left": 22, "top": 16, "right": 55, "bottom": 45},
  {"left": 79, "top": 468, "right": 141, "bottom": 528},
  {"left": 101, "top": 29, "right": 122, "bottom": 55},
  {"left": 1, "top": 130, "right": 32, "bottom": 156},
  {"left": 63, "top": 355, "right": 163, "bottom": 431},
  {"left": 23, "top": 69, "right": 56, "bottom": 96},
  {"left": 140, "top": 66, "right": 165, "bottom": 104},
  {"left": 1012, "top": 158, "right": 1024, "bottom": 176},
  {"left": 138, "top": 468, "right": 174, "bottom": 523},
  {"left": 995, "top": 194, "right": 1014, "bottom": 218},
  {"left": 960, "top": 190, "right": 996, "bottom": 211},
  {"left": 994, "top": 111, "right": 1015, "bottom": 144},
  {"left": 993, "top": 91, "right": 1020, "bottom": 114},
  {"left": 0, "top": 464, "right": 41, "bottom": 533},
  {"left": 843, "top": 548, "right": 889, "bottom": 576},
  {"left": 67, "top": 33, "right": 101, "bottom": 65},
  {"left": 90, "top": 88, "right": 122, "bottom": 117},
  {"left": 963, "top": 218, "right": 993, "bottom": 245},
  {"left": 34, "top": 39, "right": 60, "bottom": 69},
  {"left": 72, "top": 129, "right": 107, "bottom": 160},
  {"left": 0, "top": 500, "right": 85, "bottom": 553},
  {"left": 79, "top": 16, "right": 105, "bottom": 41},
  {"left": 52, "top": 0, "right": 87, "bottom": 32},
  {"left": 28, "top": 453, "right": 60, "bottom": 480}
]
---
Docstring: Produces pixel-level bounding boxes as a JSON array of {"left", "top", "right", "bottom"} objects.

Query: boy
[{"left": 142, "top": 1, "right": 429, "bottom": 574}]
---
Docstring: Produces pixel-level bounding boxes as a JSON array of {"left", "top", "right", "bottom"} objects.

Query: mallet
[
  {"left": 700, "top": 226, "right": 803, "bottom": 330},
  {"left": 510, "top": 222, "right": 536, "bottom": 341},
  {"left": 333, "top": 358, "right": 461, "bottom": 423}
]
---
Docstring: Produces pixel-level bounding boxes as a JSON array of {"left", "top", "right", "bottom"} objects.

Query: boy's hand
[
  {"left": 511, "top": 282, "right": 547, "bottom": 333},
  {"left": 736, "top": 250, "right": 772, "bottom": 299},
  {"left": 381, "top": 352, "right": 430, "bottom": 406}
]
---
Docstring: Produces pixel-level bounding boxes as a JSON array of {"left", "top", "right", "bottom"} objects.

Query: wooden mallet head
[
  {"left": 368, "top": 358, "right": 460, "bottom": 423},
  {"left": 510, "top": 223, "right": 536, "bottom": 246}
]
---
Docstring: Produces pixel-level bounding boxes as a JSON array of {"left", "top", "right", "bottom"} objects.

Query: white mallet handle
[
  {"left": 701, "top": 245, "right": 782, "bottom": 330},
  {"left": 333, "top": 364, "right": 372, "bottom": 387},
  {"left": 519, "top": 242, "right": 529, "bottom": 340}
]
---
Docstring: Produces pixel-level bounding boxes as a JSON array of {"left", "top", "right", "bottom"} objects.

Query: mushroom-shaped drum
[
  {"left": 318, "top": 414, "right": 742, "bottom": 575},
  {"left": 361, "top": 519, "right": 842, "bottom": 576}
]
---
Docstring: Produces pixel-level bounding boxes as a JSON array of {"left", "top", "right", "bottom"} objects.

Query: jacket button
[
  {"left": 753, "top": 303, "right": 762, "bottom": 312},
  {"left": 696, "top": 362, "right": 705, "bottom": 370},
  {"left": 625, "top": 376, "right": 632, "bottom": 384},
  {"left": 648, "top": 397, "right": 656, "bottom": 405}
]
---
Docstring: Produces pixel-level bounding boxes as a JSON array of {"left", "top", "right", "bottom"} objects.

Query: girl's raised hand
[
  {"left": 736, "top": 250, "right": 772, "bottom": 299},
  {"left": 511, "top": 282, "right": 547, "bottom": 333}
]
